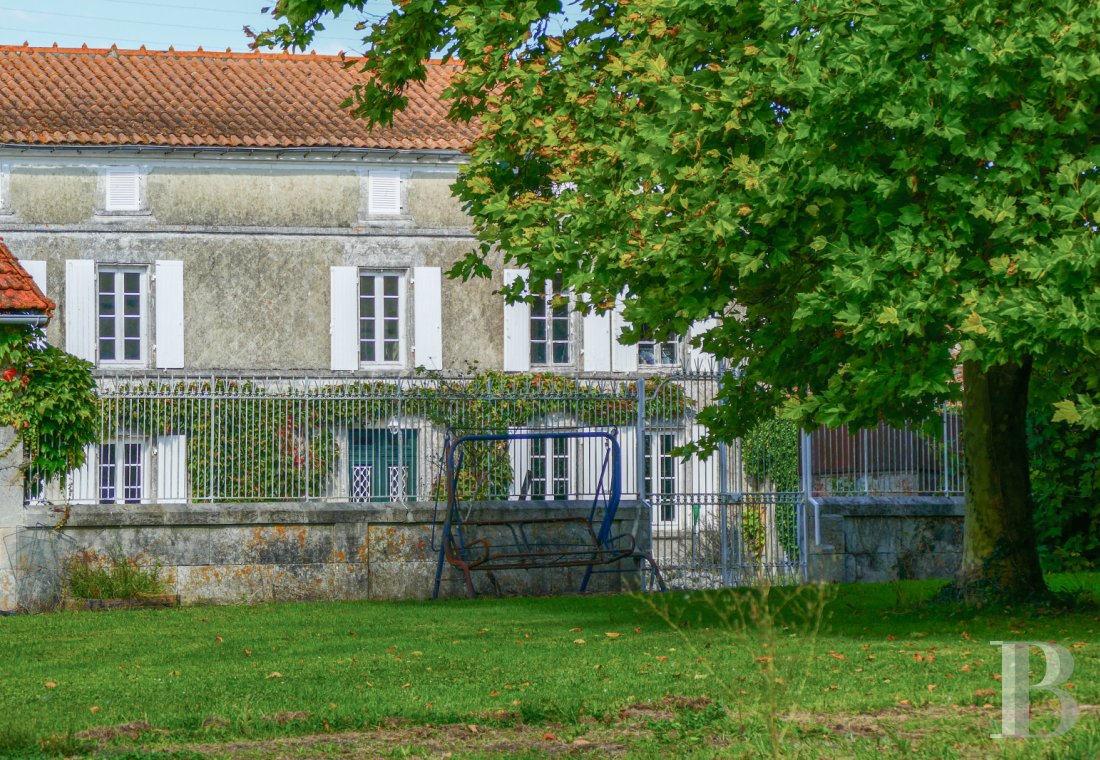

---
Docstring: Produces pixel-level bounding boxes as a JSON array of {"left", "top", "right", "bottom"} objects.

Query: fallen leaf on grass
[
  {"left": 265, "top": 672, "right": 284, "bottom": 679},
  {"left": 898, "top": 699, "right": 911, "bottom": 706},
  {"left": 571, "top": 627, "right": 583, "bottom": 632},
  {"left": 489, "top": 690, "right": 501, "bottom": 697},
  {"left": 574, "top": 639, "right": 586, "bottom": 645},
  {"left": 605, "top": 632, "right": 621, "bottom": 639},
  {"left": 89, "top": 706, "right": 100, "bottom": 713},
  {"left": 402, "top": 683, "right": 411, "bottom": 689},
  {"left": 927, "top": 684, "right": 937, "bottom": 692},
  {"left": 44, "top": 682, "right": 57, "bottom": 689},
  {"left": 829, "top": 651, "right": 846, "bottom": 660},
  {"left": 215, "top": 636, "right": 223, "bottom": 643},
  {"left": 543, "top": 732, "right": 557, "bottom": 740}
]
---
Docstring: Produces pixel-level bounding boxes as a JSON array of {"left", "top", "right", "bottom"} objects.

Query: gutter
[{"left": 0, "top": 314, "right": 49, "bottom": 326}]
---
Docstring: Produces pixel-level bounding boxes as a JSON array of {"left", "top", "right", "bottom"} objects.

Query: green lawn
[{"left": 1, "top": 576, "right": 1098, "bottom": 758}]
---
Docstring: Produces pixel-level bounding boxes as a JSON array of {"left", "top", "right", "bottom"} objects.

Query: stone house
[{"left": 0, "top": 44, "right": 718, "bottom": 517}]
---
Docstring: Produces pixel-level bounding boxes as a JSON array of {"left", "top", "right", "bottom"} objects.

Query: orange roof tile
[
  {"left": 0, "top": 45, "right": 477, "bottom": 152},
  {"left": 0, "top": 238, "right": 54, "bottom": 315}
]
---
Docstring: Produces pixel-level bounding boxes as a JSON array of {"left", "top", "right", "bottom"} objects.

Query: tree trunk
[{"left": 957, "top": 358, "right": 1048, "bottom": 601}]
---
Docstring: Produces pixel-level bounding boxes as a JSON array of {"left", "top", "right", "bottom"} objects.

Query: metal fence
[{"left": 27, "top": 372, "right": 964, "bottom": 590}]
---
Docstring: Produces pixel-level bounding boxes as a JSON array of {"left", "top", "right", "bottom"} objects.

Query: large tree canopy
[{"left": 262, "top": 0, "right": 1100, "bottom": 598}]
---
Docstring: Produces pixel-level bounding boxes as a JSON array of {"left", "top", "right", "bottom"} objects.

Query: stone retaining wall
[
  {"left": 7, "top": 500, "right": 650, "bottom": 610},
  {"left": 808, "top": 496, "right": 965, "bottom": 583}
]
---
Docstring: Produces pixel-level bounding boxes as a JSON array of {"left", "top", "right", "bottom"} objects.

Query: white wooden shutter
[
  {"left": 64, "top": 259, "right": 97, "bottom": 362},
  {"left": 412, "top": 267, "right": 443, "bottom": 370},
  {"left": 689, "top": 423, "right": 717, "bottom": 503},
  {"left": 69, "top": 444, "right": 98, "bottom": 505},
  {"left": 582, "top": 309, "right": 612, "bottom": 372},
  {"left": 156, "top": 435, "right": 188, "bottom": 504},
  {"left": 19, "top": 260, "right": 47, "bottom": 300},
  {"left": 611, "top": 301, "right": 638, "bottom": 372},
  {"left": 502, "top": 268, "right": 531, "bottom": 372},
  {"left": 508, "top": 431, "right": 530, "bottom": 501},
  {"left": 330, "top": 266, "right": 359, "bottom": 371},
  {"left": 105, "top": 167, "right": 141, "bottom": 211},
  {"left": 688, "top": 317, "right": 718, "bottom": 371},
  {"left": 616, "top": 426, "right": 639, "bottom": 500},
  {"left": 154, "top": 260, "right": 185, "bottom": 369},
  {"left": 367, "top": 170, "right": 402, "bottom": 215}
]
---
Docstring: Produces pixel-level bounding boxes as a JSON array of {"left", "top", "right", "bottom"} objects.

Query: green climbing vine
[
  {"left": 91, "top": 371, "right": 692, "bottom": 502},
  {"left": 0, "top": 325, "right": 98, "bottom": 488},
  {"left": 740, "top": 416, "right": 801, "bottom": 561}
]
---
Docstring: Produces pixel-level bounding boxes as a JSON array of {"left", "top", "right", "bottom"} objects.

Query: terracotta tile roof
[
  {"left": 0, "top": 45, "right": 477, "bottom": 151},
  {"left": 0, "top": 238, "right": 53, "bottom": 315}
]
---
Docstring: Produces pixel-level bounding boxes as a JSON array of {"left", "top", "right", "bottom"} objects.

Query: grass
[
  {"left": 0, "top": 575, "right": 1096, "bottom": 758},
  {"left": 63, "top": 549, "right": 167, "bottom": 600}
]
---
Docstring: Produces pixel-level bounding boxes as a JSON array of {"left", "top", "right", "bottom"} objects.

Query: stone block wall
[
  {"left": 808, "top": 496, "right": 965, "bottom": 584},
  {"left": 8, "top": 500, "right": 651, "bottom": 610}
]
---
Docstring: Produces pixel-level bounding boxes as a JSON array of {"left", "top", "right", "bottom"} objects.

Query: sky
[{"left": 0, "top": 1, "right": 395, "bottom": 55}]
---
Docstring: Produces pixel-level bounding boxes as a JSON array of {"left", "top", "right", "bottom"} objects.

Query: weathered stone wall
[
  {"left": 0, "top": 154, "right": 510, "bottom": 372},
  {"left": 808, "top": 496, "right": 964, "bottom": 584},
  {"left": 12, "top": 500, "right": 651, "bottom": 609}
]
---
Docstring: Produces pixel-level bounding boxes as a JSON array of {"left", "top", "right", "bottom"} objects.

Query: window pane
[
  {"left": 638, "top": 343, "right": 655, "bottom": 365},
  {"left": 551, "top": 317, "right": 569, "bottom": 341},
  {"left": 530, "top": 342, "right": 546, "bottom": 365},
  {"left": 360, "top": 277, "right": 375, "bottom": 297},
  {"left": 123, "top": 272, "right": 140, "bottom": 293},
  {"left": 552, "top": 342, "right": 569, "bottom": 364},
  {"left": 661, "top": 342, "right": 678, "bottom": 365},
  {"left": 123, "top": 316, "right": 140, "bottom": 338},
  {"left": 384, "top": 319, "right": 399, "bottom": 340},
  {"left": 384, "top": 342, "right": 399, "bottom": 362},
  {"left": 124, "top": 338, "right": 140, "bottom": 361},
  {"left": 123, "top": 294, "right": 140, "bottom": 316},
  {"left": 99, "top": 293, "right": 115, "bottom": 317},
  {"left": 383, "top": 297, "right": 399, "bottom": 318}
]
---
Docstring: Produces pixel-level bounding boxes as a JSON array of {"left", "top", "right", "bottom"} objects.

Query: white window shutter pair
[
  {"left": 582, "top": 299, "right": 637, "bottom": 372},
  {"left": 63, "top": 260, "right": 185, "bottom": 368},
  {"left": 502, "top": 269, "right": 531, "bottom": 372},
  {"left": 329, "top": 266, "right": 443, "bottom": 371}
]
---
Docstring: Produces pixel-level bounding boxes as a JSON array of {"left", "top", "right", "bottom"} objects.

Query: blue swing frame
[{"left": 432, "top": 430, "right": 665, "bottom": 599}]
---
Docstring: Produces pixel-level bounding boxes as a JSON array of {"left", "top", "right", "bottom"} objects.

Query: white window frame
[
  {"left": 102, "top": 166, "right": 146, "bottom": 214},
  {"left": 97, "top": 265, "right": 149, "bottom": 367},
  {"left": 0, "top": 163, "right": 11, "bottom": 216},
  {"left": 530, "top": 276, "right": 573, "bottom": 367},
  {"left": 525, "top": 435, "right": 571, "bottom": 500},
  {"left": 637, "top": 327, "right": 683, "bottom": 368},
  {"left": 366, "top": 169, "right": 403, "bottom": 216},
  {"left": 98, "top": 439, "right": 149, "bottom": 505},
  {"left": 645, "top": 431, "right": 679, "bottom": 523},
  {"left": 358, "top": 269, "right": 407, "bottom": 368}
]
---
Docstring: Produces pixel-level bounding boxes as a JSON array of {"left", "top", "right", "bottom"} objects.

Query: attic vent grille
[
  {"left": 105, "top": 167, "right": 141, "bottom": 211},
  {"left": 368, "top": 170, "right": 402, "bottom": 215}
]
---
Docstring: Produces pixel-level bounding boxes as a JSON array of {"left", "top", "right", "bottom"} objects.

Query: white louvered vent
[
  {"left": 105, "top": 167, "right": 141, "bottom": 211},
  {"left": 368, "top": 170, "right": 402, "bottom": 215}
]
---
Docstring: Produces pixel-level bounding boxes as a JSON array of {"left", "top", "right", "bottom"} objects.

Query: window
[
  {"left": 98, "top": 267, "right": 147, "bottom": 365},
  {"left": 527, "top": 436, "right": 570, "bottom": 500},
  {"left": 349, "top": 428, "right": 418, "bottom": 503},
  {"left": 358, "top": 271, "right": 405, "bottom": 365},
  {"left": 0, "top": 164, "right": 11, "bottom": 215},
  {"left": 644, "top": 433, "right": 677, "bottom": 522},
  {"left": 530, "top": 275, "right": 571, "bottom": 366},
  {"left": 638, "top": 326, "right": 681, "bottom": 367},
  {"left": 366, "top": 169, "right": 402, "bottom": 216},
  {"left": 103, "top": 166, "right": 144, "bottom": 213},
  {"left": 98, "top": 440, "right": 146, "bottom": 504}
]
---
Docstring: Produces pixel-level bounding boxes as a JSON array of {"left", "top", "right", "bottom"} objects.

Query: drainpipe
[{"left": 800, "top": 430, "right": 823, "bottom": 546}]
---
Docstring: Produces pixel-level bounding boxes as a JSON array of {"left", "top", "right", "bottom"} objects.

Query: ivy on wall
[
  {"left": 96, "top": 371, "right": 692, "bottom": 502},
  {"left": 0, "top": 325, "right": 98, "bottom": 487},
  {"left": 739, "top": 417, "right": 801, "bottom": 561}
]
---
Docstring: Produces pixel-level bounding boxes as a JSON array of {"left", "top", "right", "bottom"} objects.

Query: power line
[{"left": 0, "top": 25, "right": 176, "bottom": 48}]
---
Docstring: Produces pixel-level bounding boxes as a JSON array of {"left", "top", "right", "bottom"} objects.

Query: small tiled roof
[
  {"left": 0, "top": 45, "right": 477, "bottom": 151},
  {"left": 0, "top": 238, "right": 53, "bottom": 315}
]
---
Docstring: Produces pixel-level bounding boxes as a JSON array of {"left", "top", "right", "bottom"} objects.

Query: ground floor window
[
  {"left": 644, "top": 433, "right": 677, "bottom": 522},
  {"left": 529, "top": 436, "right": 570, "bottom": 500},
  {"left": 349, "top": 428, "right": 418, "bottom": 503},
  {"left": 99, "top": 441, "right": 145, "bottom": 504}
]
